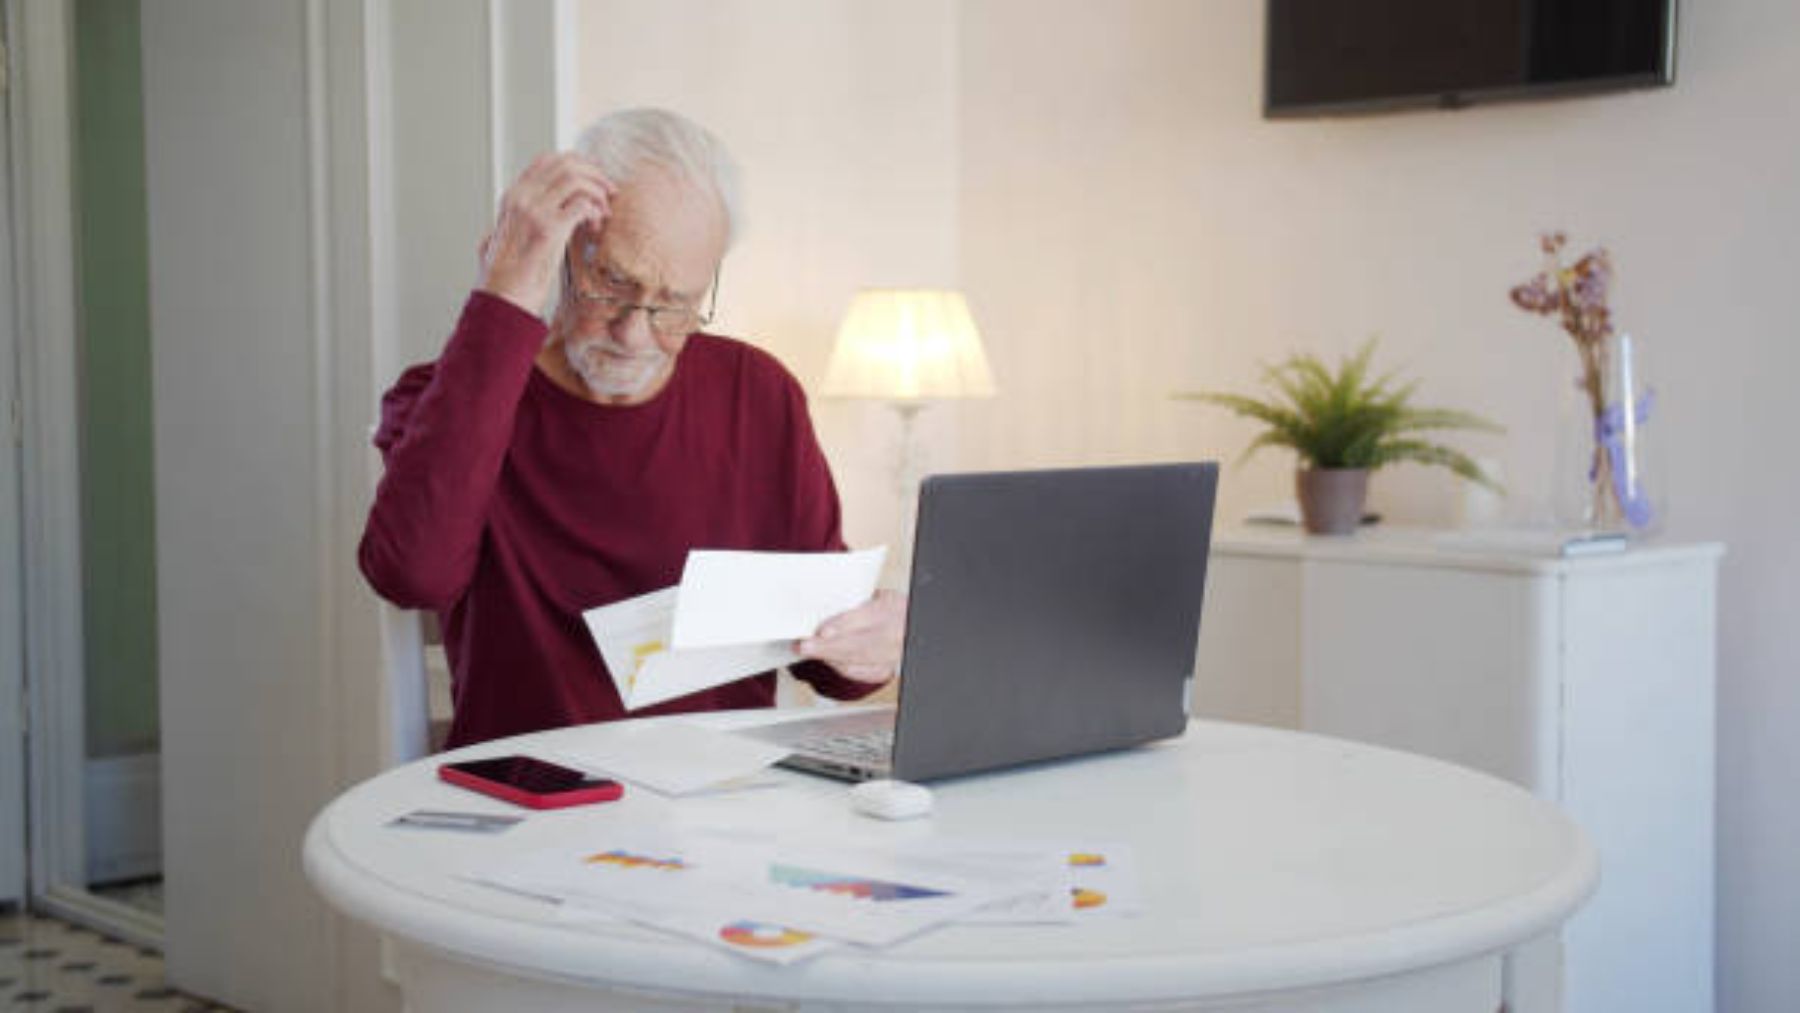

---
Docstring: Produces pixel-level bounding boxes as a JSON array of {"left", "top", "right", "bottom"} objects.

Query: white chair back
[
  {"left": 380, "top": 604, "right": 433, "bottom": 766},
  {"left": 369, "top": 424, "right": 434, "bottom": 765}
]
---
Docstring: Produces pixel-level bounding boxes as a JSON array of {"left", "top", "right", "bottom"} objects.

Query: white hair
[{"left": 573, "top": 108, "right": 742, "bottom": 249}]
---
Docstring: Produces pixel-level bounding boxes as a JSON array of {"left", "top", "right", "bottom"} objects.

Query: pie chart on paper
[{"left": 718, "top": 920, "right": 815, "bottom": 949}]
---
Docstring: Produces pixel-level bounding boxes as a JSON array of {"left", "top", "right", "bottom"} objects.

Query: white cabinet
[{"left": 1194, "top": 527, "right": 1722, "bottom": 1013}]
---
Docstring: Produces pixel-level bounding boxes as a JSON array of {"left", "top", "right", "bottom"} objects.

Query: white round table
[{"left": 304, "top": 713, "right": 1596, "bottom": 1012}]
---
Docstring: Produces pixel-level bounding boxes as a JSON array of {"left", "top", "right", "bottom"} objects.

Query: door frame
[
  {"left": 1, "top": 0, "right": 28, "bottom": 910},
  {"left": 8, "top": 0, "right": 159, "bottom": 946}
]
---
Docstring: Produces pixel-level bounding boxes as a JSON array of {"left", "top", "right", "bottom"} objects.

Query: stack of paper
[{"left": 583, "top": 547, "right": 887, "bottom": 710}]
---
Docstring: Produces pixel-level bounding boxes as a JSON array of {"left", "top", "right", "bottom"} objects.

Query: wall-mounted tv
[{"left": 1265, "top": 0, "right": 1677, "bottom": 117}]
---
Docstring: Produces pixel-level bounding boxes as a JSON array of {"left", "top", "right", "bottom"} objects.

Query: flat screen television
[{"left": 1265, "top": 0, "right": 1677, "bottom": 117}]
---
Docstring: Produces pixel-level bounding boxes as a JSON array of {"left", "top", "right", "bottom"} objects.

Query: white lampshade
[{"left": 821, "top": 289, "right": 996, "bottom": 401}]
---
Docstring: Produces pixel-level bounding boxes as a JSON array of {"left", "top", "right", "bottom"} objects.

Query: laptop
[{"left": 744, "top": 462, "right": 1219, "bottom": 782}]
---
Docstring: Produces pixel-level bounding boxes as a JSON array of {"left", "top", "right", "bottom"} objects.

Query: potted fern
[{"left": 1176, "top": 339, "right": 1502, "bottom": 534}]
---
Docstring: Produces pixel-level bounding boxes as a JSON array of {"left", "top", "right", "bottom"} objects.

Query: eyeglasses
[{"left": 566, "top": 260, "right": 721, "bottom": 338}]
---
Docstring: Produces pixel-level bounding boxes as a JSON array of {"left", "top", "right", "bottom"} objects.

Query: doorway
[
  {"left": 6, "top": 0, "right": 163, "bottom": 942},
  {"left": 69, "top": 0, "right": 162, "bottom": 920}
]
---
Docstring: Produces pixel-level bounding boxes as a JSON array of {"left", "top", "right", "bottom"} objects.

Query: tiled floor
[
  {"left": 1, "top": 908, "right": 227, "bottom": 1012},
  {"left": 88, "top": 882, "right": 163, "bottom": 920}
]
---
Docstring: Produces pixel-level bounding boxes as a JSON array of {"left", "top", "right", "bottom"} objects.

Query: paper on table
[
  {"left": 905, "top": 839, "right": 1072, "bottom": 925},
  {"left": 583, "top": 587, "right": 800, "bottom": 710},
  {"left": 476, "top": 825, "right": 1032, "bottom": 949},
  {"left": 553, "top": 722, "right": 791, "bottom": 796},
  {"left": 558, "top": 895, "right": 841, "bottom": 965},
  {"left": 671, "top": 547, "right": 887, "bottom": 649},
  {"left": 1063, "top": 842, "right": 1143, "bottom": 919},
  {"left": 912, "top": 838, "right": 1144, "bottom": 923}
]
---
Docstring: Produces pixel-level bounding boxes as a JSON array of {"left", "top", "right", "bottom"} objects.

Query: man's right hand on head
[{"left": 477, "top": 152, "right": 617, "bottom": 317}]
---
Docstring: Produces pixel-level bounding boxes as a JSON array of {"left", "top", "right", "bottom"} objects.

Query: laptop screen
[{"left": 888, "top": 462, "right": 1218, "bottom": 781}]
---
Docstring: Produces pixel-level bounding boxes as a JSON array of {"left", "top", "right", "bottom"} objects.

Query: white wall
[
  {"left": 573, "top": 0, "right": 965, "bottom": 562},
  {"left": 576, "top": 1, "right": 1800, "bottom": 1009},
  {"left": 140, "top": 1, "right": 558, "bottom": 1009},
  {"left": 957, "top": 3, "right": 1800, "bottom": 1007},
  {"left": 140, "top": 0, "right": 393, "bottom": 1006},
  {"left": 955, "top": 2, "right": 1794, "bottom": 1010},
  {"left": 142, "top": 2, "right": 344, "bottom": 1006}
]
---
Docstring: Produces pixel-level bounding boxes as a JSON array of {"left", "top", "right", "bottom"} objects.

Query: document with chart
[
  {"left": 474, "top": 825, "right": 1032, "bottom": 952},
  {"left": 582, "top": 547, "right": 886, "bottom": 710}
]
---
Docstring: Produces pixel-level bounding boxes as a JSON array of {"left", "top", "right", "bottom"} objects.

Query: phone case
[{"left": 438, "top": 763, "right": 624, "bottom": 810}]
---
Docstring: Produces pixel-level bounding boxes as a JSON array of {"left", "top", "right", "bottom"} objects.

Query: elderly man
[{"left": 359, "top": 108, "right": 903, "bottom": 748}]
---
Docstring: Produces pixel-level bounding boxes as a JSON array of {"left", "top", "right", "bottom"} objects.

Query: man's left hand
[{"left": 797, "top": 590, "right": 906, "bottom": 685}]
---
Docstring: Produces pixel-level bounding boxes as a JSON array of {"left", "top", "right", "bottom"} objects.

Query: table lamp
[{"left": 820, "top": 289, "right": 995, "bottom": 576}]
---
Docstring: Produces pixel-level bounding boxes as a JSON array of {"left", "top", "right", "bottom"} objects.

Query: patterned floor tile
[{"left": 0, "top": 906, "right": 223, "bottom": 1012}]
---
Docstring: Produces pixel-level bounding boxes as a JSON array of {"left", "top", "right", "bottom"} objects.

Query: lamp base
[{"left": 890, "top": 401, "right": 927, "bottom": 583}]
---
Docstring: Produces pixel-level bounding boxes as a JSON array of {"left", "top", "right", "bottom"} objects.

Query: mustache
[{"left": 565, "top": 335, "right": 664, "bottom": 361}]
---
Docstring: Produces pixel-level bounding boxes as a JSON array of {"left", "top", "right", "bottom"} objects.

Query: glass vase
[{"left": 1552, "top": 331, "right": 1661, "bottom": 535}]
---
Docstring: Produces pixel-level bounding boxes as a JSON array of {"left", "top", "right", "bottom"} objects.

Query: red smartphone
[{"left": 438, "top": 755, "right": 624, "bottom": 810}]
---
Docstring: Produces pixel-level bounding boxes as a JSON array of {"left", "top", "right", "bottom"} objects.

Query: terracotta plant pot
[{"left": 1296, "top": 468, "right": 1369, "bottom": 535}]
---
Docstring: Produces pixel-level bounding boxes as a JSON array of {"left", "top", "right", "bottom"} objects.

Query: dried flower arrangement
[
  {"left": 1509, "top": 231, "right": 1615, "bottom": 428},
  {"left": 1510, "top": 232, "right": 1653, "bottom": 529}
]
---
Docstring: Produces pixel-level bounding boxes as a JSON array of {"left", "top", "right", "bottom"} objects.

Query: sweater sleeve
[
  {"left": 770, "top": 373, "right": 890, "bottom": 703},
  {"left": 357, "top": 291, "right": 547, "bottom": 610}
]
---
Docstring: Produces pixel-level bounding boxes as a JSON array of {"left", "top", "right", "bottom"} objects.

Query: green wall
[{"left": 75, "top": 0, "right": 159, "bottom": 759}]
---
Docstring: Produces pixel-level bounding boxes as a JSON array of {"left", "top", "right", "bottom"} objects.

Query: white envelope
[
  {"left": 581, "top": 547, "right": 886, "bottom": 711},
  {"left": 671, "top": 547, "right": 887, "bottom": 649},
  {"left": 553, "top": 722, "right": 791, "bottom": 796}
]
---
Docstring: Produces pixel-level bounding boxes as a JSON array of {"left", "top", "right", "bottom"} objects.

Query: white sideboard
[{"left": 1193, "top": 526, "right": 1722, "bottom": 1013}]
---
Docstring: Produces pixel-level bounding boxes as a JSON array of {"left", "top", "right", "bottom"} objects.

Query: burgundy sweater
[{"left": 359, "top": 291, "right": 881, "bottom": 748}]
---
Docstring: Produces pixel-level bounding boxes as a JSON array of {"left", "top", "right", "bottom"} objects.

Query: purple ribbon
[{"left": 1591, "top": 389, "right": 1656, "bottom": 529}]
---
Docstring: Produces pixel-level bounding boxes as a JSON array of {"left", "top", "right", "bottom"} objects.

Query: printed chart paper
[
  {"left": 475, "top": 826, "right": 1035, "bottom": 950},
  {"left": 914, "top": 838, "right": 1144, "bottom": 922},
  {"left": 558, "top": 895, "right": 841, "bottom": 966},
  {"left": 581, "top": 547, "right": 886, "bottom": 710},
  {"left": 583, "top": 586, "right": 800, "bottom": 710},
  {"left": 909, "top": 840, "right": 1073, "bottom": 925},
  {"left": 1063, "top": 842, "right": 1144, "bottom": 919}
]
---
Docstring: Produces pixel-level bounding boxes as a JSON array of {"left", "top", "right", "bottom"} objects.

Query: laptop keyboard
[{"left": 804, "top": 729, "right": 894, "bottom": 765}]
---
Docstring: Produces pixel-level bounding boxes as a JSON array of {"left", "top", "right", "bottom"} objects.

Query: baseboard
[{"left": 83, "top": 751, "right": 162, "bottom": 884}]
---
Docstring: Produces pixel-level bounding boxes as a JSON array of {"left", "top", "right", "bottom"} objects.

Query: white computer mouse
[{"left": 848, "top": 779, "right": 934, "bottom": 821}]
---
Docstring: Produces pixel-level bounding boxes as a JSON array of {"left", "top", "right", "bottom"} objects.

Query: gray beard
[{"left": 562, "top": 337, "right": 668, "bottom": 400}]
